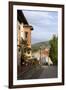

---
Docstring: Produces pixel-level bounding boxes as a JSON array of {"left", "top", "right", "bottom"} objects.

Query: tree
[{"left": 49, "top": 35, "right": 58, "bottom": 65}]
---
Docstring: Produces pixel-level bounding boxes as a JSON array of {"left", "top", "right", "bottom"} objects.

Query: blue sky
[{"left": 23, "top": 10, "right": 58, "bottom": 44}]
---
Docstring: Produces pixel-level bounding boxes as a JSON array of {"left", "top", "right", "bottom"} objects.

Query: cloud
[
  {"left": 23, "top": 10, "right": 58, "bottom": 44},
  {"left": 31, "top": 30, "right": 57, "bottom": 44},
  {"left": 23, "top": 10, "right": 57, "bottom": 25}
]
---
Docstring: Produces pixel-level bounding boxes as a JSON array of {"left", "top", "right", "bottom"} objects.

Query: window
[
  {"left": 18, "top": 25, "right": 20, "bottom": 30},
  {"left": 24, "top": 48, "right": 26, "bottom": 53},
  {"left": 25, "top": 32, "right": 28, "bottom": 38},
  {"left": 18, "top": 48, "right": 20, "bottom": 52},
  {"left": 28, "top": 51, "right": 30, "bottom": 54}
]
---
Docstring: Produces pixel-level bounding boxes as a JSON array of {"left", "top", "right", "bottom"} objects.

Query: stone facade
[
  {"left": 17, "top": 21, "right": 33, "bottom": 61},
  {"left": 41, "top": 48, "right": 53, "bottom": 65}
]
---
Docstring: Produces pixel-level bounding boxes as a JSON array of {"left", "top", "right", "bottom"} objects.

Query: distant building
[
  {"left": 41, "top": 47, "right": 53, "bottom": 65},
  {"left": 32, "top": 47, "right": 53, "bottom": 65},
  {"left": 17, "top": 10, "right": 33, "bottom": 64}
]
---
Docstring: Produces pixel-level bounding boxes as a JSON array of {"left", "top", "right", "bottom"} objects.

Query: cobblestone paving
[{"left": 17, "top": 65, "right": 57, "bottom": 80}]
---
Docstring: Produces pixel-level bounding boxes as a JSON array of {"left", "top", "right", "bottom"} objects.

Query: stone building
[
  {"left": 41, "top": 47, "right": 53, "bottom": 65},
  {"left": 32, "top": 47, "right": 53, "bottom": 65},
  {"left": 17, "top": 10, "right": 33, "bottom": 65}
]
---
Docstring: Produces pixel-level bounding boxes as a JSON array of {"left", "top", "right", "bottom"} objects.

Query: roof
[
  {"left": 17, "top": 10, "right": 28, "bottom": 24},
  {"left": 17, "top": 10, "right": 33, "bottom": 30},
  {"left": 44, "top": 48, "right": 50, "bottom": 51},
  {"left": 23, "top": 25, "right": 33, "bottom": 30}
]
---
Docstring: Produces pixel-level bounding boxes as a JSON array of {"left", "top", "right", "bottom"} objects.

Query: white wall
[{"left": 0, "top": 0, "right": 66, "bottom": 90}]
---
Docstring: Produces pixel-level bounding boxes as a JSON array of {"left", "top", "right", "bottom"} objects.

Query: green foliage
[{"left": 49, "top": 35, "right": 58, "bottom": 65}]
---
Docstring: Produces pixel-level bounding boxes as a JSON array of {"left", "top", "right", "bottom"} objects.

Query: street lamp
[{"left": 39, "top": 46, "right": 42, "bottom": 65}]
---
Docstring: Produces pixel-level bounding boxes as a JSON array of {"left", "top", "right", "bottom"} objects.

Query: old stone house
[
  {"left": 17, "top": 10, "right": 33, "bottom": 65},
  {"left": 41, "top": 47, "right": 53, "bottom": 65},
  {"left": 32, "top": 47, "right": 53, "bottom": 65}
]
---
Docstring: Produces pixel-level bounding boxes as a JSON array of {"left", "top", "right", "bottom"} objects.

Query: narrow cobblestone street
[{"left": 18, "top": 65, "right": 57, "bottom": 80}]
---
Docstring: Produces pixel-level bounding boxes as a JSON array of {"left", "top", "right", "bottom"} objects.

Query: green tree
[{"left": 49, "top": 35, "right": 58, "bottom": 65}]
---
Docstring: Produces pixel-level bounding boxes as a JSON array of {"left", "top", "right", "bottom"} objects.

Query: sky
[{"left": 23, "top": 10, "right": 58, "bottom": 44}]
